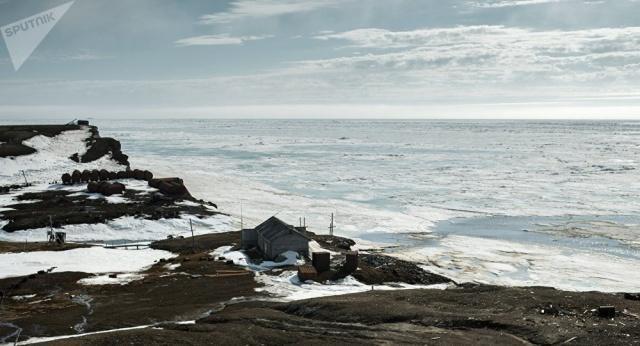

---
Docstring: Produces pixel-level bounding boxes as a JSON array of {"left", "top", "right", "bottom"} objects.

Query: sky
[{"left": 0, "top": 0, "right": 640, "bottom": 119}]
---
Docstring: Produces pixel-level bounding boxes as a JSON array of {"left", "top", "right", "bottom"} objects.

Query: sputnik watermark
[{"left": 1, "top": 1, "right": 75, "bottom": 71}]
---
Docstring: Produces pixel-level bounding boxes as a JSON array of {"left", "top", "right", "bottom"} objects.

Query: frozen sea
[{"left": 5, "top": 118, "right": 640, "bottom": 292}]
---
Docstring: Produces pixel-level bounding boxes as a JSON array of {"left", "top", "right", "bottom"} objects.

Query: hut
[{"left": 242, "top": 216, "right": 310, "bottom": 260}]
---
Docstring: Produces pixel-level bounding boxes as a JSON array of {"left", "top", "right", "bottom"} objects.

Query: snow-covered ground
[
  {"left": 255, "top": 270, "right": 451, "bottom": 302},
  {"left": 0, "top": 127, "right": 125, "bottom": 186},
  {"left": 78, "top": 273, "right": 146, "bottom": 286},
  {"left": 212, "top": 246, "right": 304, "bottom": 271},
  {"left": 0, "top": 247, "right": 174, "bottom": 279},
  {"left": 0, "top": 214, "right": 233, "bottom": 243},
  {"left": 212, "top": 245, "right": 452, "bottom": 301}
]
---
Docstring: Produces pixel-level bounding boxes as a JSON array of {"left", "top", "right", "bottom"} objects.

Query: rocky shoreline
[{"left": 1, "top": 124, "right": 639, "bottom": 345}]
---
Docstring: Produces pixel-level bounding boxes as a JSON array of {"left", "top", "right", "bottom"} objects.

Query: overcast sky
[{"left": 1, "top": 0, "right": 640, "bottom": 119}]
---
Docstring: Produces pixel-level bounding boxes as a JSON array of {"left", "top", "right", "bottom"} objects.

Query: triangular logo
[{"left": 1, "top": 1, "right": 75, "bottom": 71}]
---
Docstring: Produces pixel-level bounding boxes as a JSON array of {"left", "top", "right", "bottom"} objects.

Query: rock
[
  {"left": 116, "top": 171, "right": 127, "bottom": 179},
  {"left": 101, "top": 182, "right": 125, "bottom": 196},
  {"left": 71, "top": 170, "right": 82, "bottom": 184},
  {"left": 625, "top": 293, "right": 640, "bottom": 301},
  {"left": 598, "top": 306, "right": 616, "bottom": 318},
  {"left": 108, "top": 171, "right": 118, "bottom": 180},
  {"left": 61, "top": 173, "right": 72, "bottom": 185},
  {"left": 87, "top": 181, "right": 101, "bottom": 193},
  {"left": 539, "top": 303, "right": 560, "bottom": 316},
  {"left": 87, "top": 181, "right": 125, "bottom": 196},
  {"left": 99, "top": 169, "right": 110, "bottom": 181},
  {"left": 149, "top": 178, "right": 192, "bottom": 198},
  {"left": 133, "top": 169, "right": 145, "bottom": 180},
  {"left": 89, "top": 170, "right": 100, "bottom": 182},
  {"left": 108, "top": 273, "right": 118, "bottom": 279},
  {"left": 81, "top": 170, "right": 91, "bottom": 182},
  {"left": 142, "top": 170, "right": 153, "bottom": 181},
  {"left": 81, "top": 137, "right": 129, "bottom": 166}
]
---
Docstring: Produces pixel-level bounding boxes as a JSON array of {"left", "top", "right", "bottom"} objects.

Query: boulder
[
  {"left": 101, "top": 182, "right": 125, "bottom": 196},
  {"left": 71, "top": 170, "right": 82, "bottom": 184},
  {"left": 88, "top": 181, "right": 125, "bottom": 196},
  {"left": 133, "top": 169, "right": 145, "bottom": 180},
  {"left": 87, "top": 181, "right": 101, "bottom": 193},
  {"left": 61, "top": 173, "right": 72, "bottom": 185},
  {"left": 81, "top": 170, "right": 91, "bottom": 182},
  {"left": 149, "top": 178, "right": 191, "bottom": 198},
  {"left": 116, "top": 171, "right": 127, "bottom": 179},
  {"left": 99, "top": 169, "right": 110, "bottom": 181},
  {"left": 108, "top": 171, "right": 118, "bottom": 180},
  {"left": 89, "top": 170, "right": 100, "bottom": 182},
  {"left": 142, "top": 170, "right": 153, "bottom": 181}
]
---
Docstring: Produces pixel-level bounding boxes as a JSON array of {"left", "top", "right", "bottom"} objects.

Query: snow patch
[
  {"left": 255, "top": 270, "right": 452, "bottom": 302},
  {"left": 78, "top": 273, "right": 146, "bottom": 286},
  {"left": 0, "top": 247, "right": 174, "bottom": 279},
  {"left": 211, "top": 246, "right": 304, "bottom": 271},
  {"left": 0, "top": 214, "right": 233, "bottom": 243}
]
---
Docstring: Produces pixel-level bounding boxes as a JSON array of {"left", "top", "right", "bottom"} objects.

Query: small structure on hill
[
  {"left": 298, "top": 251, "right": 359, "bottom": 283},
  {"left": 241, "top": 216, "right": 310, "bottom": 260}
]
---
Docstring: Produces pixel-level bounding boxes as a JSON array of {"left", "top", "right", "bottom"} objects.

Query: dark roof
[{"left": 255, "top": 216, "right": 311, "bottom": 242}]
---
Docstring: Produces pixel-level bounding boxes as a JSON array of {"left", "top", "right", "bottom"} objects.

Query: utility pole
[
  {"left": 20, "top": 170, "right": 28, "bottom": 186},
  {"left": 48, "top": 216, "right": 54, "bottom": 243},
  {"left": 329, "top": 213, "right": 334, "bottom": 236},
  {"left": 190, "top": 219, "right": 195, "bottom": 253},
  {"left": 240, "top": 201, "right": 244, "bottom": 229}
]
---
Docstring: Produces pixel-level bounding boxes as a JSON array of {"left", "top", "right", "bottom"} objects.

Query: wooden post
[{"left": 190, "top": 219, "right": 195, "bottom": 253}]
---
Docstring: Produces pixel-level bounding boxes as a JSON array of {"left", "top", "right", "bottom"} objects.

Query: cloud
[
  {"left": 199, "top": 0, "right": 343, "bottom": 24},
  {"left": 309, "top": 26, "right": 640, "bottom": 87},
  {"left": 174, "top": 34, "right": 272, "bottom": 46},
  {"left": 467, "top": 0, "right": 569, "bottom": 7}
]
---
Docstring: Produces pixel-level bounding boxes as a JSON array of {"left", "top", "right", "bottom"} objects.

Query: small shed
[{"left": 242, "top": 216, "right": 310, "bottom": 260}]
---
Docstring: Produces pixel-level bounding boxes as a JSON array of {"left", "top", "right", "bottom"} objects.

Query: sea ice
[{"left": 395, "top": 235, "right": 640, "bottom": 293}]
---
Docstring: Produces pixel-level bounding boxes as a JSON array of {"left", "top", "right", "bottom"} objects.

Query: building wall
[
  {"left": 241, "top": 229, "right": 258, "bottom": 248},
  {"left": 267, "top": 234, "right": 309, "bottom": 259}
]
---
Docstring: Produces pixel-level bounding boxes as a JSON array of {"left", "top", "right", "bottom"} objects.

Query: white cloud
[
  {"left": 467, "top": 0, "right": 569, "bottom": 7},
  {"left": 199, "top": 0, "right": 343, "bottom": 24},
  {"left": 309, "top": 26, "right": 640, "bottom": 86},
  {"left": 174, "top": 34, "right": 272, "bottom": 46}
]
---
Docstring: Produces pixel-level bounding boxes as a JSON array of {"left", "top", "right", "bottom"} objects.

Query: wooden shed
[{"left": 242, "top": 216, "right": 310, "bottom": 260}]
